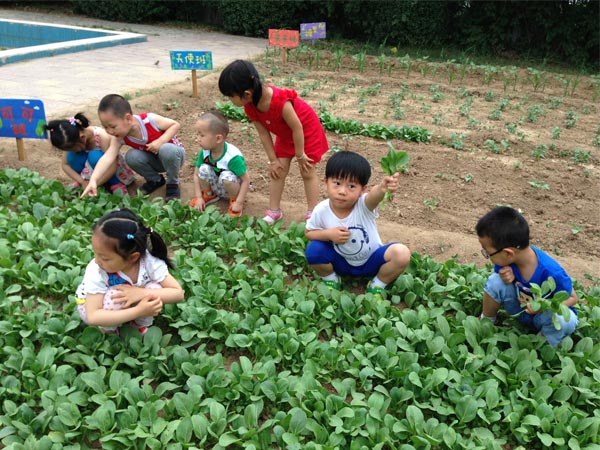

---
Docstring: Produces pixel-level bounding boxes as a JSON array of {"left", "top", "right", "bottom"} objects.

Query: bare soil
[{"left": 1, "top": 50, "right": 598, "bottom": 286}]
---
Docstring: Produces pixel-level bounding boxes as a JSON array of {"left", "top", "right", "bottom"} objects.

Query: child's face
[
  {"left": 92, "top": 231, "right": 133, "bottom": 274},
  {"left": 228, "top": 91, "right": 252, "bottom": 107},
  {"left": 195, "top": 120, "right": 222, "bottom": 150},
  {"left": 99, "top": 111, "right": 133, "bottom": 139},
  {"left": 478, "top": 235, "right": 511, "bottom": 264},
  {"left": 325, "top": 176, "right": 367, "bottom": 210}
]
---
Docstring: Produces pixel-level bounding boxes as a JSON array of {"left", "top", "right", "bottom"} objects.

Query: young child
[
  {"left": 81, "top": 94, "right": 186, "bottom": 200},
  {"left": 476, "top": 206, "right": 578, "bottom": 346},
  {"left": 218, "top": 59, "right": 329, "bottom": 223},
  {"left": 189, "top": 111, "right": 250, "bottom": 217},
  {"left": 304, "top": 151, "right": 411, "bottom": 296},
  {"left": 46, "top": 113, "right": 135, "bottom": 195},
  {"left": 75, "top": 208, "right": 184, "bottom": 334}
]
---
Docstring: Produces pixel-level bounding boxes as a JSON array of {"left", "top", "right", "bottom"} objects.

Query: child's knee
[
  {"left": 198, "top": 164, "right": 213, "bottom": 181},
  {"left": 483, "top": 273, "right": 516, "bottom": 305},
  {"left": 305, "top": 240, "right": 333, "bottom": 264},
  {"left": 386, "top": 244, "right": 411, "bottom": 268},
  {"left": 103, "top": 289, "right": 124, "bottom": 311}
]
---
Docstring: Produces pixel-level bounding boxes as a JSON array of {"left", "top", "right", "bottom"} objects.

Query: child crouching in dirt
[
  {"left": 304, "top": 151, "right": 411, "bottom": 297},
  {"left": 476, "top": 206, "right": 578, "bottom": 346},
  {"left": 75, "top": 208, "right": 184, "bottom": 335},
  {"left": 46, "top": 113, "right": 135, "bottom": 195},
  {"left": 189, "top": 111, "right": 251, "bottom": 217}
]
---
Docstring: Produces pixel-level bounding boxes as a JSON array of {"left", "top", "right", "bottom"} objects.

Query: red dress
[{"left": 244, "top": 86, "right": 328, "bottom": 162}]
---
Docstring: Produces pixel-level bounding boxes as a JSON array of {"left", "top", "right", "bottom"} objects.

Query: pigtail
[
  {"left": 74, "top": 112, "right": 90, "bottom": 128},
  {"left": 147, "top": 229, "right": 174, "bottom": 269},
  {"left": 246, "top": 61, "right": 263, "bottom": 107}
]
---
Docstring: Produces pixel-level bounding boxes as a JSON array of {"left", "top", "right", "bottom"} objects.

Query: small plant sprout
[
  {"left": 497, "top": 98, "right": 510, "bottom": 111},
  {"left": 353, "top": 51, "right": 367, "bottom": 72},
  {"left": 463, "top": 174, "right": 474, "bottom": 183},
  {"left": 484, "top": 91, "right": 496, "bottom": 102},
  {"left": 485, "top": 139, "right": 501, "bottom": 154},
  {"left": 528, "top": 181, "right": 550, "bottom": 190},
  {"left": 570, "top": 223, "right": 583, "bottom": 235},
  {"left": 526, "top": 104, "right": 544, "bottom": 123},
  {"left": 571, "top": 149, "right": 591, "bottom": 164},
  {"left": 531, "top": 144, "right": 548, "bottom": 159},
  {"left": 424, "top": 197, "right": 440, "bottom": 210},
  {"left": 551, "top": 127, "right": 561, "bottom": 140},
  {"left": 488, "top": 109, "right": 502, "bottom": 120},
  {"left": 593, "top": 134, "right": 600, "bottom": 148},
  {"left": 564, "top": 111, "right": 578, "bottom": 129},
  {"left": 380, "top": 143, "right": 410, "bottom": 207}
]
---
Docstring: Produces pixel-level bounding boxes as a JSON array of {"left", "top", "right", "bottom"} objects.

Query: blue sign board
[
  {"left": 300, "top": 22, "right": 326, "bottom": 41},
  {"left": 170, "top": 51, "right": 213, "bottom": 70},
  {"left": 0, "top": 98, "right": 47, "bottom": 139}
]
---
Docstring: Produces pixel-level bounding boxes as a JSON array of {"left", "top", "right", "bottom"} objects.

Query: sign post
[
  {"left": 268, "top": 29, "right": 300, "bottom": 63},
  {"left": 169, "top": 51, "right": 213, "bottom": 98},
  {"left": 0, "top": 98, "right": 47, "bottom": 161},
  {"left": 300, "top": 22, "right": 326, "bottom": 45}
]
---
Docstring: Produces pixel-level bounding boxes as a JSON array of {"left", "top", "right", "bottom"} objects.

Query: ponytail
[
  {"left": 218, "top": 59, "right": 263, "bottom": 107},
  {"left": 94, "top": 208, "right": 174, "bottom": 269},
  {"left": 46, "top": 112, "right": 90, "bottom": 151}
]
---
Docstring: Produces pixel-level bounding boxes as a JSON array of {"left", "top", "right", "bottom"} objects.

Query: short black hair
[
  {"left": 475, "top": 206, "right": 529, "bottom": 250},
  {"left": 199, "top": 110, "right": 229, "bottom": 136},
  {"left": 325, "top": 151, "right": 371, "bottom": 186},
  {"left": 98, "top": 94, "right": 132, "bottom": 118}
]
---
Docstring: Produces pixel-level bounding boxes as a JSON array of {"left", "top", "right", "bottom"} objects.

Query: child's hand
[
  {"left": 190, "top": 197, "right": 206, "bottom": 211},
  {"left": 136, "top": 294, "right": 163, "bottom": 317},
  {"left": 381, "top": 173, "right": 400, "bottom": 192},
  {"left": 80, "top": 180, "right": 98, "bottom": 198},
  {"left": 296, "top": 153, "right": 314, "bottom": 174},
  {"left": 523, "top": 302, "right": 542, "bottom": 315},
  {"left": 111, "top": 285, "right": 146, "bottom": 307},
  {"left": 230, "top": 199, "right": 243, "bottom": 213},
  {"left": 498, "top": 266, "right": 515, "bottom": 284},
  {"left": 269, "top": 160, "right": 285, "bottom": 179},
  {"left": 329, "top": 226, "right": 350, "bottom": 244},
  {"left": 145, "top": 141, "right": 161, "bottom": 154}
]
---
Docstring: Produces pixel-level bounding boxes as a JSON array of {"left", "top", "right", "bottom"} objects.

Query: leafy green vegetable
[
  {"left": 0, "top": 167, "right": 598, "bottom": 449},
  {"left": 380, "top": 142, "right": 410, "bottom": 206}
]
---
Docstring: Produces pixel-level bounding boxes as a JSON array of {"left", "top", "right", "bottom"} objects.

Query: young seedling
[{"left": 380, "top": 143, "right": 410, "bottom": 207}]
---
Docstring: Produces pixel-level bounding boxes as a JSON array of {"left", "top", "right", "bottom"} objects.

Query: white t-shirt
[
  {"left": 306, "top": 194, "right": 383, "bottom": 266},
  {"left": 75, "top": 251, "right": 169, "bottom": 298}
]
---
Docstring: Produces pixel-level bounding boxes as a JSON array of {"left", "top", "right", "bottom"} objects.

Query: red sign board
[{"left": 268, "top": 29, "right": 299, "bottom": 48}]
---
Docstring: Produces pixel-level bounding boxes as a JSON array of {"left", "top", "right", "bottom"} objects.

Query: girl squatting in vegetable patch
[
  {"left": 46, "top": 113, "right": 135, "bottom": 195},
  {"left": 218, "top": 60, "right": 329, "bottom": 223},
  {"left": 75, "top": 208, "right": 184, "bottom": 334}
]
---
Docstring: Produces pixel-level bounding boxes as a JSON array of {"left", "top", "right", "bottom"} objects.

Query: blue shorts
[{"left": 305, "top": 240, "right": 394, "bottom": 277}]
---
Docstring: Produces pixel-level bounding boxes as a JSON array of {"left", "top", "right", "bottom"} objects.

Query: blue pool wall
[
  {"left": 0, "top": 20, "right": 107, "bottom": 47},
  {"left": 0, "top": 20, "right": 146, "bottom": 66}
]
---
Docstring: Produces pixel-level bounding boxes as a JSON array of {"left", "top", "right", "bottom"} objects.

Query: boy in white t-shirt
[
  {"left": 190, "top": 111, "right": 250, "bottom": 217},
  {"left": 305, "top": 151, "right": 411, "bottom": 296}
]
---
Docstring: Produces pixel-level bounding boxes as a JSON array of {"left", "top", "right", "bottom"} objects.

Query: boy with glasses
[{"left": 476, "top": 206, "right": 578, "bottom": 346}]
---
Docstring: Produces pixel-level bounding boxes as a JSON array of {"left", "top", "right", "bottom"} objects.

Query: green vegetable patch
[{"left": 0, "top": 168, "right": 599, "bottom": 449}]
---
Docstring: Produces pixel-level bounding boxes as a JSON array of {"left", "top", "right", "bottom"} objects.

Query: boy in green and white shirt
[{"left": 190, "top": 111, "right": 250, "bottom": 217}]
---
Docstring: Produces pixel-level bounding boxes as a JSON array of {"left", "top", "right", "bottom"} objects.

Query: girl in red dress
[{"left": 219, "top": 60, "right": 329, "bottom": 224}]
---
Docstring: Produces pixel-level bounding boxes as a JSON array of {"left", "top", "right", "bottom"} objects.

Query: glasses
[{"left": 481, "top": 247, "right": 504, "bottom": 259}]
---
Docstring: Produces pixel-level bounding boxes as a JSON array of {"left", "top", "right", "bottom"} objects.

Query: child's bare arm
[
  {"left": 85, "top": 292, "right": 162, "bottom": 326},
  {"left": 81, "top": 137, "right": 121, "bottom": 197},
  {"left": 253, "top": 121, "right": 277, "bottom": 161},
  {"left": 111, "top": 274, "right": 184, "bottom": 306},
  {"left": 305, "top": 227, "right": 350, "bottom": 244},
  {"left": 281, "top": 102, "right": 312, "bottom": 173},
  {"left": 146, "top": 114, "right": 180, "bottom": 153},
  {"left": 233, "top": 172, "right": 251, "bottom": 207},
  {"left": 365, "top": 173, "right": 400, "bottom": 210}
]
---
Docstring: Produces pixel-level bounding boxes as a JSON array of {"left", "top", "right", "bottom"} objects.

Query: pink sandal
[{"left": 263, "top": 209, "right": 283, "bottom": 225}]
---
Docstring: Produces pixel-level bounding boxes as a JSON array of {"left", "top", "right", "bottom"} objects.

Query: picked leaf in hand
[
  {"left": 380, "top": 143, "right": 410, "bottom": 208},
  {"left": 381, "top": 142, "right": 410, "bottom": 175}
]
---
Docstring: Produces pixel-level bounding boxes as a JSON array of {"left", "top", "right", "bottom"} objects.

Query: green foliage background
[
  {"left": 63, "top": 0, "right": 600, "bottom": 70},
  {"left": 1, "top": 168, "right": 599, "bottom": 449}
]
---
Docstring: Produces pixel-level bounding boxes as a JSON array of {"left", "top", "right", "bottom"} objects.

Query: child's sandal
[
  {"left": 263, "top": 209, "right": 283, "bottom": 224},
  {"left": 227, "top": 198, "right": 243, "bottom": 217}
]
